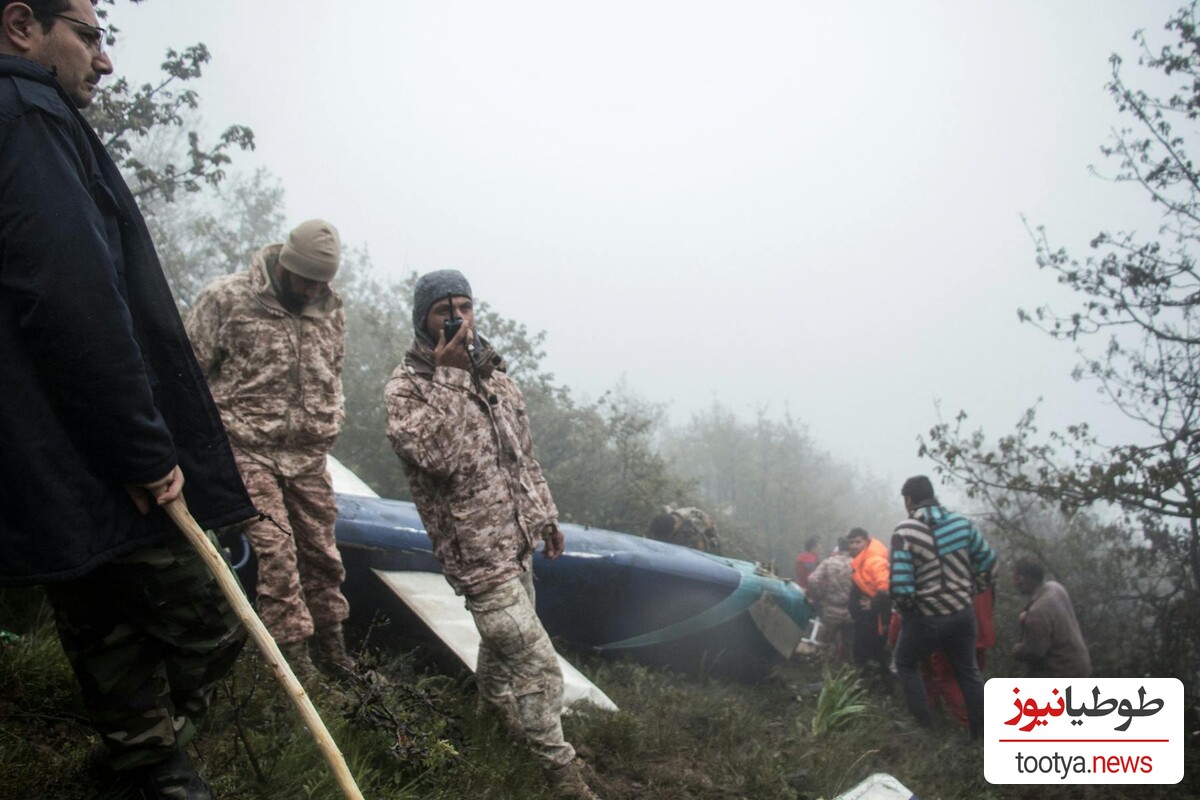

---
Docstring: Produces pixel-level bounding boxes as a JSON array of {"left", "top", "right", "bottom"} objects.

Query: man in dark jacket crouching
[{"left": 0, "top": 2, "right": 256, "bottom": 797}]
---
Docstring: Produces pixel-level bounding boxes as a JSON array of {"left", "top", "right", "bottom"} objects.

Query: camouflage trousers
[
  {"left": 238, "top": 456, "right": 349, "bottom": 644},
  {"left": 44, "top": 534, "right": 245, "bottom": 770},
  {"left": 466, "top": 572, "right": 575, "bottom": 769}
]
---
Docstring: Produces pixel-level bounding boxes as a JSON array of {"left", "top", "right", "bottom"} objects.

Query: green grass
[
  {"left": 809, "top": 664, "right": 869, "bottom": 737},
  {"left": 2, "top": 588, "right": 1196, "bottom": 799}
]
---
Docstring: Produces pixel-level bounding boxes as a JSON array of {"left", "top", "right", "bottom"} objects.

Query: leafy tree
[
  {"left": 147, "top": 168, "right": 287, "bottom": 309},
  {"left": 333, "top": 262, "right": 415, "bottom": 500},
  {"left": 914, "top": 432, "right": 1187, "bottom": 680},
  {"left": 87, "top": 1, "right": 254, "bottom": 203},
  {"left": 921, "top": 3, "right": 1200, "bottom": 685},
  {"left": 664, "top": 401, "right": 895, "bottom": 567},
  {"left": 76, "top": 2, "right": 264, "bottom": 309},
  {"left": 527, "top": 384, "right": 693, "bottom": 533}
]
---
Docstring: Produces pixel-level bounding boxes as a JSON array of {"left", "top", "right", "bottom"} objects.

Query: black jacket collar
[{"left": 0, "top": 53, "right": 58, "bottom": 84}]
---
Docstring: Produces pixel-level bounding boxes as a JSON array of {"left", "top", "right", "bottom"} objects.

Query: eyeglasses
[{"left": 52, "top": 12, "right": 106, "bottom": 54}]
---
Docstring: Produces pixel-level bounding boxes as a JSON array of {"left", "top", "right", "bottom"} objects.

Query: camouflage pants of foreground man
[
  {"left": 44, "top": 534, "right": 245, "bottom": 770},
  {"left": 238, "top": 457, "right": 349, "bottom": 645},
  {"left": 467, "top": 572, "right": 575, "bottom": 769}
]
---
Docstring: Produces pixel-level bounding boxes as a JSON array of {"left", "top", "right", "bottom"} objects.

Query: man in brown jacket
[
  {"left": 806, "top": 538, "right": 854, "bottom": 659},
  {"left": 1012, "top": 556, "right": 1092, "bottom": 678},
  {"left": 385, "top": 270, "right": 599, "bottom": 800},
  {"left": 186, "top": 220, "right": 358, "bottom": 684}
]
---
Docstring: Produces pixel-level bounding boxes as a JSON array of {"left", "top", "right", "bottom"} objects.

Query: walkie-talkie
[
  {"left": 442, "top": 293, "right": 463, "bottom": 344},
  {"left": 443, "top": 292, "right": 485, "bottom": 398}
]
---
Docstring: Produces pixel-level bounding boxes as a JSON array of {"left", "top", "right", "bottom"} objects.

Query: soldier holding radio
[{"left": 385, "top": 270, "right": 599, "bottom": 800}]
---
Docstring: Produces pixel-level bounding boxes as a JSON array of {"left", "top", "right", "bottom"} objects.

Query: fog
[{"left": 109, "top": 0, "right": 1178, "bottom": 485}]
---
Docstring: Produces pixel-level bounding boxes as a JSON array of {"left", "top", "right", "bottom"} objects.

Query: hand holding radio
[
  {"left": 442, "top": 313, "right": 463, "bottom": 345},
  {"left": 433, "top": 293, "right": 474, "bottom": 370}
]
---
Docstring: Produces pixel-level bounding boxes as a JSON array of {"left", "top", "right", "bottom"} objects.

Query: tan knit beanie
[{"left": 278, "top": 219, "right": 341, "bottom": 282}]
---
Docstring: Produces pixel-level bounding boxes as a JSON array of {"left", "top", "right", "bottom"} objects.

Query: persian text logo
[{"left": 984, "top": 677, "right": 1183, "bottom": 784}]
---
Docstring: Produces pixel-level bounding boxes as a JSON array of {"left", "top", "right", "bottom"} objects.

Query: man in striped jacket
[{"left": 889, "top": 475, "right": 996, "bottom": 738}]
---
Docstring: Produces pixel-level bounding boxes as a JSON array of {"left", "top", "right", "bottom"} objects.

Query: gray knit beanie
[
  {"left": 278, "top": 219, "right": 341, "bottom": 282},
  {"left": 413, "top": 269, "right": 472, "bottom": 340}
]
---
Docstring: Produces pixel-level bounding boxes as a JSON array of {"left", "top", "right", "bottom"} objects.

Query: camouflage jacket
[
  {"left": 384, "top": 339, "right": 558, "bottom": 597},
  {"left": 806, "top": 552, "right": 853, "bottom": 626},
  {"left": 670, "top": 507, "right": 722, "bottom": 554},
  {"left": 185, "top": 244, "right": 345, "bottom": 477}
]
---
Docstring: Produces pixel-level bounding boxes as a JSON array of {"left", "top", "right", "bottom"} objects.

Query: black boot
[
  {"left": 313, "top": 624, "right": 388, "bottom": 685},
  {"left": 546, "top": 758, "right": 602, "bottom": 800},
  {"left": 312, "top": 623, "right": 356, "bottom": 677},
  {"left": 131, "top": 749, "right": 213, "bottom": 800}
]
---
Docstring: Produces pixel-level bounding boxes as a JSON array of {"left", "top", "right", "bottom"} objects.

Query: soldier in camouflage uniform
[
  {"left": 805, "top": 538, "right": 855, "bottom": 659},
  {"left": 647, "top": 505, "right": 722, "bottom": 554},
  {"left": 385, "top": 270, "right": 601, "bottom": 800},
  {"left": 44, "top": 533, "right": 245, "bottom": 769},
  {"left": 186, "top": 220, "right": 358, "bottom": 685},
  {"left": 0, "top": 3, "right": 256, "bottom": 796}
]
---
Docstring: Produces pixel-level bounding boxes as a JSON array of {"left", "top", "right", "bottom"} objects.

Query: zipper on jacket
[{"left": 289, "top": 315, "right": 303, "bottom": 445}]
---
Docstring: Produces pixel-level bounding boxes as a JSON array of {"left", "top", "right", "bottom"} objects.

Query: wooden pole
[{"left": 164, "top": 499, "right": 366, "bottom": 800}]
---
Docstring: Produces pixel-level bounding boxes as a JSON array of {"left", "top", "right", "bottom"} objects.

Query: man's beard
[{"left": 277, "top": 282, "right": 308, "bottom": 314}]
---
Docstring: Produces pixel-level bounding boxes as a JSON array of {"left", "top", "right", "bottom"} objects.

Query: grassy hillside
[{"left": 1, "top": 587, "right": 1194, "bottom": 800}]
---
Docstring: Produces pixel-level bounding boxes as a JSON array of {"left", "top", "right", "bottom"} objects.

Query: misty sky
[{"left": 108, "top": 0, "right": 1182, "bottom": 487}]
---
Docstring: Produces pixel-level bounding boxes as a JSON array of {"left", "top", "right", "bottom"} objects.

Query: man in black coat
[{"left": 0, "top": 2, "right": 255, "bottom": 797}]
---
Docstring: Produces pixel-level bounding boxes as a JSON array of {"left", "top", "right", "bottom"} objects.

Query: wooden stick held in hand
[{"left": 164, "top": 499, "right": 366, "bottom": 800}]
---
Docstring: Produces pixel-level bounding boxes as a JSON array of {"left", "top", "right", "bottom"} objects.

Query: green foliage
[
  {"left": 332, "top": 260, "right": 416, "bottom": 501},
  {"left": 83, "top": 2, "right": 265, "bottom": 310},
  {"left": 92, "top": 0, "right": 895, "bottom": 557},
  {"left": 340, "top": 664, "right": 464, "bottom": 773},
  {"left": 0, "top": 589, "right": 115, "bottom": 799},
  {"left": 523, "top": 383, "right": 693, "bottom": 533},
  {"left": 809, "top": 664, "right": 869, "bottom": 737},
  {"left": 569, "top": 659, "right": 804, "bottom": 799},
  {"left": 920, "top": 2, "right": 1200, "bottom": 697},
  {"left": 87, "top": 2, "right": 254, "bottom": 203},
  {"left": 331, "top": 264, "right": 893, "bottom": 564},
  {"left": 6, "top": 599, "right": 1198, "bottom": 799},
  {"left": 149, "top": 168, "right": 288, "bottom": 310},
  {"left": 924, "top": 410, "right": 1200, "bottom": 686},
  {"left": 664, "top": 401, "right": 896, "bottom": 565},
  {"left": 996, "top": 3, "right": 1200, "bottom": 542}
]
